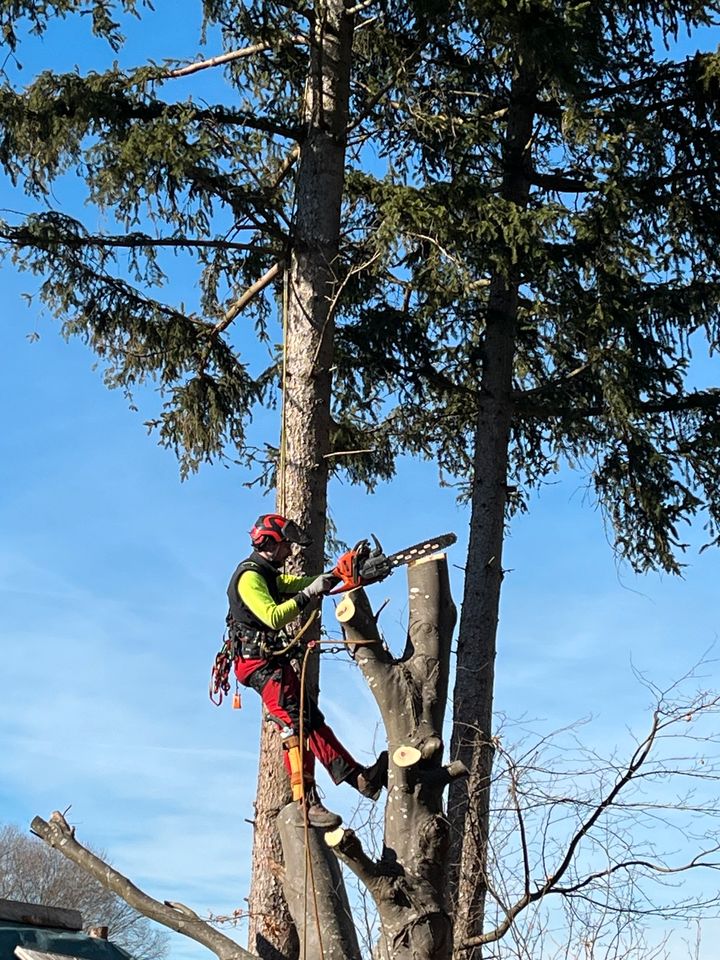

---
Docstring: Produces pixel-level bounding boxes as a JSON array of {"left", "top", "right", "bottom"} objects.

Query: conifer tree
[
  {"left": 5, "top": 3, "right": 720, "bottom": 960},
  {"left": 2, "top": 3, "right": 364, "bottom": 955},
  {"left": 325, "top": 3, "right": 720, "bottom": 952}
]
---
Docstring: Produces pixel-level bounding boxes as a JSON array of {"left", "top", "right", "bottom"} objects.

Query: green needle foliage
[
  {"left": 2, "top": 0, "right": 720, "bottom": 563},
  {"left": 4, "top": 3, "right": 720, "bottom": 954},
  {"left": 335, "top": 1, "right": 720, "bottom": 575}
]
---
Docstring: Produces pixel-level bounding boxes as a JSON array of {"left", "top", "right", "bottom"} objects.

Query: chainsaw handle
[{"left": 329, "top": 580, "right": 357, "bottom": 595}]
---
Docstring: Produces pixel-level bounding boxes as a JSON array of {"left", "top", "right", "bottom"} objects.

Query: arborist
[{"left": 227, "top": 513, "right": 388, "bottom": 829}]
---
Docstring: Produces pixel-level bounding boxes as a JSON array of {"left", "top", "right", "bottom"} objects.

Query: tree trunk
[
  {"left": 247, "top": 3, "right": 355, "bottom": 958},
  {"left": 328, "top": 555, "right": 463, "bottom": 960},
  {"left": 447, "top": 68, "right": 536, "bottom": 959},
  {"left": 276, "top": 806, "right": 361, "bottom": 960}
]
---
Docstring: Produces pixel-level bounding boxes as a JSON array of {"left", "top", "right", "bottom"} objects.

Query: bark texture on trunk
[
  {"left": 328, "top": 555, "right": 461, "bottom": 960},
  {"left": 277, "top": 805, "right": 362, "bottom": 960},
  {"left": 247, "top": 4, "right": 355, "bottom": 958},
  {"left": 447, "top": 70, "right": 536, "bottom": 960}
]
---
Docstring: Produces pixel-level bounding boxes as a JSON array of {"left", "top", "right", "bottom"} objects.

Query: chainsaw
[{"left": 331, "top": 532, "right": 457, "bottom": 593}]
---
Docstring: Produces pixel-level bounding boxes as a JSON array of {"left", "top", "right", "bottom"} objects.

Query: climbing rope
[{"left": 298, "top": 639, "right": 326, "bottom": 960}]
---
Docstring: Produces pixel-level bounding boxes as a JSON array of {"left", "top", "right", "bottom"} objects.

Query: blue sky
[
  {"left": 2, "top": 5, "right": 720, "bottom": 960},
  {"left": 4, "top": 273, "right": 720, "bottom": 959}
]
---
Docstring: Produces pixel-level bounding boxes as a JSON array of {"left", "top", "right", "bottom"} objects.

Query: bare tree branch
[
  {"left": 30, "top": 813, "right": 256, "bottom": 960},
  {"left": 457, "top": 691, "right": 720, "bottom": 950},
  {"left": 165, "top": 36, "right": 307, "bottom": 78},
  {"left": 211, "top": 261, "right": 285, "bottom": 336}
]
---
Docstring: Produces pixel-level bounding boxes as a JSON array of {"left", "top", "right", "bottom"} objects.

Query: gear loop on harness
[
  {"left": 210, "top": 611, "right": 320, "bottom": 707},
  {"left": 209, "top": 636, "right": 236, "bottom": 706}
]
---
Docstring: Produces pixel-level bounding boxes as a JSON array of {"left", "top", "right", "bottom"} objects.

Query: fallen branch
[{"left": 30, "top": 812, "right": 255, "bottom": 960}]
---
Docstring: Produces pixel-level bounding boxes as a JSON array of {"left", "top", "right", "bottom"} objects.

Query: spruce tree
[
  {"left": 4, "top": 3, "right": 720, "bottom": 960},
  {"left": 327, "top": 3, "right": 720, "bottom": 952}
]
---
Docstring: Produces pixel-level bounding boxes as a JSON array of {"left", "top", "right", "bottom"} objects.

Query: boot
[
  {"left": 355, "top": 750, "right": 389, "bottom": 801},
  {"left": 301, "top": 784, "right": 342, "bottom": 830}
]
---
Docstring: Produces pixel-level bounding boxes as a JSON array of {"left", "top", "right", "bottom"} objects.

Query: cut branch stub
[
  {"left": 324, "top": 827, "right": 345, "bottom": 848},
  {"left": 393, "top": 745, "right": 422, "bottom": 767},
  {"left": 334, "top": 591, "right": 380, "bottom": 642}
]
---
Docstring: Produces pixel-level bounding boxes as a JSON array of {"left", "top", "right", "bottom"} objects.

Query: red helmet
[{"left": 250, "top": 514, "right": 312, "bottom": 548}]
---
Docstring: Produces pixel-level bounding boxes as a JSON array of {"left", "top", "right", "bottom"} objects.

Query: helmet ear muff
[{"left": 282, "top": 519, "right": 312, "bottom": 547}]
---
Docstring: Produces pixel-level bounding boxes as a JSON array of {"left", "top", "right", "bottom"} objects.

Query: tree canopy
[
  {"left": 3, "top": 2, "right": 720, "bottom": 958},
  {"left": 2, "top": 1, "right": 720, "bottom": 568}
]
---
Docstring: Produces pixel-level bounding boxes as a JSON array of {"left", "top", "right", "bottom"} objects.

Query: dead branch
[
  {"left": 211, "top": 261, "right": 284, "bottom": 336},
  {"left": 166, "top": 37, "right": 307, "bottom": 78},
  {"left": 30, "top": 812, "right": 255, "bottom": 960}
]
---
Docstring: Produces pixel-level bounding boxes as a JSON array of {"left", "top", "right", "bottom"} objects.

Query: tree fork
[{"left": 332, "top": 555, "right": 461, "bottom": 960}]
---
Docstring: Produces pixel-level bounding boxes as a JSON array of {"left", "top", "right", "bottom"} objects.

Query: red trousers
[{"left": 235, "top": 657, "right": 358, "bottom": 785}]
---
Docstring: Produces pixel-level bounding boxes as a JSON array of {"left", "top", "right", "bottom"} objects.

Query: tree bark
[
  {"left": 329, "top": 555, "right": 462, "bottom": 960},
  {"left": 447, "top": 67, "right": 537, "bottom": 959},
  {"left": 247, "top": 3, "right": 355, "bottom": 958}
]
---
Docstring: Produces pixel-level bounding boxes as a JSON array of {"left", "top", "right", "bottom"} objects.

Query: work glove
[{"left": 300, "top": 573, "right": 340, "bottom": 602}]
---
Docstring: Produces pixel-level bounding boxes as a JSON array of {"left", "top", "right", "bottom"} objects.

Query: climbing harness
[{"left": 209, "top": 611, "right": 320, "bottom": 707}]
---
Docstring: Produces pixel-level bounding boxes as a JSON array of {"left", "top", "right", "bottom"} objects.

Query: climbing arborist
[{"left": 227, "top": 513, "right": 388, "bottom": 829}]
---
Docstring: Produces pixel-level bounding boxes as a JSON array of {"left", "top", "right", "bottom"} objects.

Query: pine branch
[
  {"left": 531, "top": 171, "right": 594, "bottom": 193},
  {"left": 515, "top": 387, "right": 720, "bottom": 420},
  {"left": 15, "top": 87, "right": 303, "bottom": 141},
  {"left": 1, "top": 226, "right": 272, "bottom": 254}
]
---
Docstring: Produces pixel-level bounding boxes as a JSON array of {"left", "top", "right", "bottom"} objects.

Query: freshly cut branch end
[
  {"left": 324, "top": 827, "right": 345, "bottom": 848},
  {"left": 409, "top": 551, "right": 447, "bottom": 567},
  {"left": 335, "top": 594, "right": 357, "bottom": 622},
  {"left": 393, "top": 745, "right": 422, "bottom": 767}
]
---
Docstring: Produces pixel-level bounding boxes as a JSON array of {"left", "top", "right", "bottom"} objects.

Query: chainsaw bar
[
  {"left": 330, "top": 532, "right": 457, "bottom": 594},
  {"left": 385, "top": 532, "right": 457, "bottom": 569}
]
